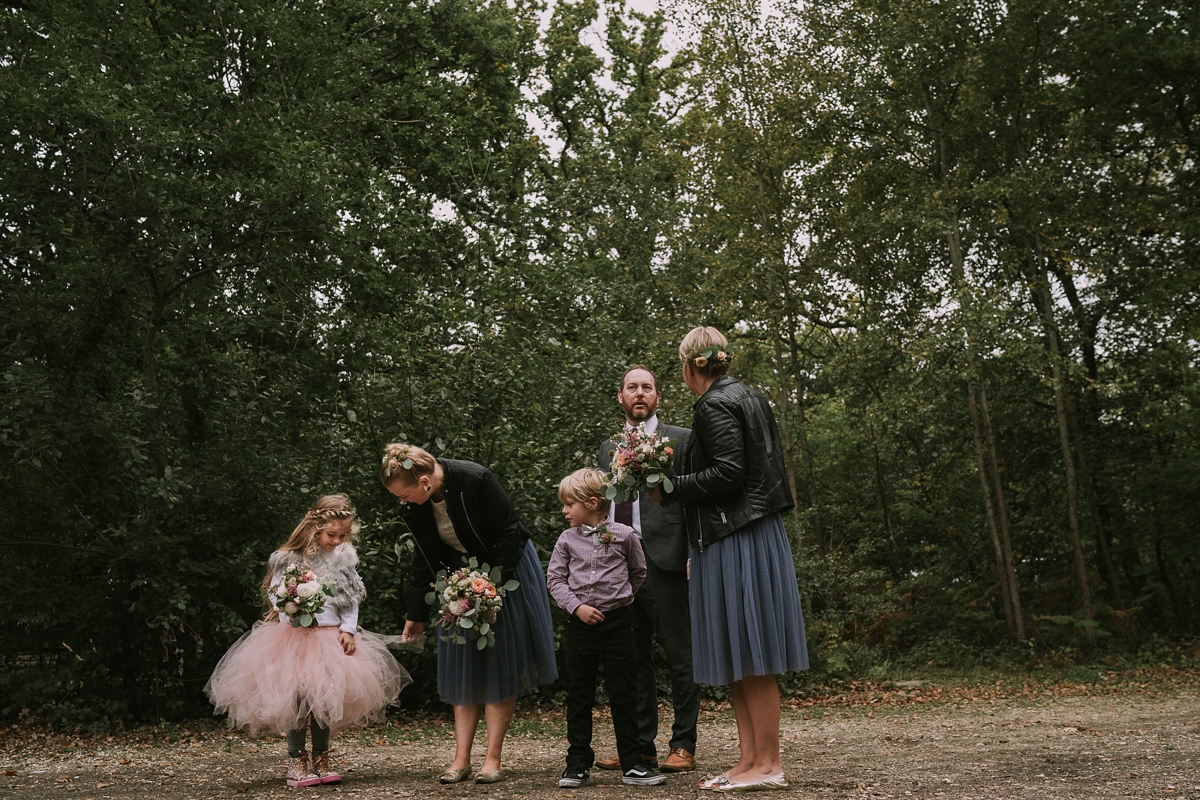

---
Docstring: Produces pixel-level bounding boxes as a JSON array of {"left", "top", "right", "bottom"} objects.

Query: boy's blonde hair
[{"left": 558, "top": 468, "right": 612, "bottom": 516}]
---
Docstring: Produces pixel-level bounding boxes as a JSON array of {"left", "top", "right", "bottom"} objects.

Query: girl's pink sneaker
[
  {"left": 286, "top": 751, "right": 321, "bottom": 788},
  {"left": 313, "top": 751, "right": 342, "bottom": 784}
]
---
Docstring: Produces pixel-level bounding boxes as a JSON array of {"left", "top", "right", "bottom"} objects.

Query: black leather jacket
[
  {"left": 670, "top": 376, "right": 794, "bottom": 550},
  {"left": 402, "top": 459, "right": 531, "bottom": 622}
]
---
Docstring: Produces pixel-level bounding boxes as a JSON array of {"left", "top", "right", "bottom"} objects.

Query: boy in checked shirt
[{"left": 547, "top": 468, "right": 666, "bottom": 788}]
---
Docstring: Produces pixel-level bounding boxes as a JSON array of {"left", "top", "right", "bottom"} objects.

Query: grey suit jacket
[{"left": 599, "top": 422, "right": 692, "bottom": 572}]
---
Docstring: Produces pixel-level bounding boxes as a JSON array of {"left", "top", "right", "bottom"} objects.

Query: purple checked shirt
[{"left": 546, "top": 521, "right": 646, "bottom": 615}]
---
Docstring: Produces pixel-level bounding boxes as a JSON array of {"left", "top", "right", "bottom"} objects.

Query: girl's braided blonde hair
[{"left": 260, "top": 494, "right": 359, "bottom": 600}]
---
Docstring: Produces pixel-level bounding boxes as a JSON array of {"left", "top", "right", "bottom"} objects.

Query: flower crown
[
  {"left": 686, "top": 346, "right": 732, "bottom": 369},
  {"left": 382, "top": 446, "right": 416, "bottom": 478}
]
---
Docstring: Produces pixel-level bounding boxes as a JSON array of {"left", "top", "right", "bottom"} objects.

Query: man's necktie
[{"left": 615, "top": 500, "right": 633, "bottom": 526}]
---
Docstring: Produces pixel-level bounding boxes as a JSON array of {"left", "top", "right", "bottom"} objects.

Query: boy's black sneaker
[
  {"left": 558, "top": 765, "right": 590, "bottom": 788},
  {"left": 622, "top": 763, "right": 667, "bottom": 786}
]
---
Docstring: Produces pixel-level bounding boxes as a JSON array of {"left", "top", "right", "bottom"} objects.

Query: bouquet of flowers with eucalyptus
[
  {"left": 426, "top": 558, "right": 519, "bottom": 649},
  {"left": 273, "top": 564, "right": 339, "bottom": 628},
  {"left": 603, "top": 422, "right": 676, "bottom": 503}
]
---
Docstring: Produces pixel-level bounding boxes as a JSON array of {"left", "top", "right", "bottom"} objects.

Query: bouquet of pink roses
[
  {"left": 273, "top": 563, "right": 339, "bottom": 628},
  {"left": 425, "top": 558, "right": 519, "bottom": 649},
  {"left": 603, "top": 422, "right": 676, "bottom": 504}
]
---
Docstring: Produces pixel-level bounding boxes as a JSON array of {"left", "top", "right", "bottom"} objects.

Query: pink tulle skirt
[{"left": 205, "top": 622, "right": 411, "bottom": 735}]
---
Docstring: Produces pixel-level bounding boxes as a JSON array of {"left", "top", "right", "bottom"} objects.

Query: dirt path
[{"left": 3, "top": 684, "right": 1198, "bottom": 800}]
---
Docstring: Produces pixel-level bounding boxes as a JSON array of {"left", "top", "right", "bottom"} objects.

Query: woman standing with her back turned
[
  {"left": 381, "top": 444, "right": 558, "bottom": 785},
  {"left": 653, "top": 326, "right": 809, "bottom": 793}
]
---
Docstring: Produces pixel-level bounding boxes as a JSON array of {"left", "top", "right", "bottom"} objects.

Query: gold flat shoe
[
  {"left": 438, "top": 765, "right": 472, "bottom": 784},
  {"left": 474, "top": 770, "right": 505, "bottom": 784},
  {"left": 700, "top": 775, "right": 731, "bottom": 790},
  {"left": 714, "top": 774, "right": 789, "bottom": 792}
]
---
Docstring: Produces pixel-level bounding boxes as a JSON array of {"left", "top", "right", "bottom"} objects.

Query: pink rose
[{"left": 470, "top": 577, "right": 490, "bottom": 595}]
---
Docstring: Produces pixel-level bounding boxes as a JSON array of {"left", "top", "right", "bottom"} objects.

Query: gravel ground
[{"left": 2, "top": 676, "right": 1198, "bottom": 800}]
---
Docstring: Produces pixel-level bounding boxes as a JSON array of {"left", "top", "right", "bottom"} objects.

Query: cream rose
[{"left": 295, "top": 581, "right": 322, "bottom": 599}]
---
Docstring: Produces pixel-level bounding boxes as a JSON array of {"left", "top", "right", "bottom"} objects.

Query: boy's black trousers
[{"left": 563, "top": 604, "right": 642, "bottom": 770}]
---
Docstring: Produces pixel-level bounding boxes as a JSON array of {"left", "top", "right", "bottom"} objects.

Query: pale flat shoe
[
  {"left": 438, "top": 765, "right": 472, "bottom": 784},
  {"left": 714, "top": 774, "right": 789, "bottom": 792},
  {"left": 699, "top": 774, "right": 732, "bottom": 790},
  {"left": 474, "top": 770, "right": 505, "bottom": 784}
]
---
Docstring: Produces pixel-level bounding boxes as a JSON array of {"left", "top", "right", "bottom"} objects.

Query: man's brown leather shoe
[
  {"left": 660, "top": 747, "right": 695, "bottom": 772},
  {"left": 596, "top": 754, "right": 658, "bottom": 770}
]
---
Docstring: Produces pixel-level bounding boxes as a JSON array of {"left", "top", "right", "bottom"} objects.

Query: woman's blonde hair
[
  {"left": 557, "top": 468, "right": 612, "bottom": 516},
  {"left": 261, "top": 494, "right": 358, "bottom": 598},
  {"left": 679, "top": 326, "right": 732, "bottom": 377},
  {"left": 380, "top": 442, "right": 438, "bottom": 488}
]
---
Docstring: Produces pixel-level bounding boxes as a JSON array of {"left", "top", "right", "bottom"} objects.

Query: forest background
[{"left": 2, "top": 0, "right": 1197, "bottom": 730}]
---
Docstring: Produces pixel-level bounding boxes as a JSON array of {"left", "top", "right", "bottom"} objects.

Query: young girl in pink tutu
[{"left": 205, "top": 494, "right": 411, "bottom": 788}]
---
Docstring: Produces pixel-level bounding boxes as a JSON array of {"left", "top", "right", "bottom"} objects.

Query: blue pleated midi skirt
[
  {"left": 436, "top": 539, "right": 559, "bottom": 705},
  {"left": 689, "top": 513, "right": 809, "bottom": 686}
]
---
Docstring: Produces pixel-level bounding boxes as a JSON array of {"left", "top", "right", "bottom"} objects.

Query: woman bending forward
[{"left": 382, "top": 445, "right": 558, "bottom": 784}]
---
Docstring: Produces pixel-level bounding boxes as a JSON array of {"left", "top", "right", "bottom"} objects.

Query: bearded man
[{"left": 594, "top": 366, "right": 700, "bottom": 773}]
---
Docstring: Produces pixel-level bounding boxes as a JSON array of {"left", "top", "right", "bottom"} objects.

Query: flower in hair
[
  {"left": 688, "top": 346, "right": 731, "bottom": 368},
  {"left": 383, "top": 450, "right": 414, "bottom": 478}
]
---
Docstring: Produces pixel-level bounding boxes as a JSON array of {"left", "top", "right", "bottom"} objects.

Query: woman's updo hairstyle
[
  {"left": 679, "top": 326, "right": 732, "bottom": 378},
  {"left": 380, "top": 443, "right": 438, "bottom": 487}
]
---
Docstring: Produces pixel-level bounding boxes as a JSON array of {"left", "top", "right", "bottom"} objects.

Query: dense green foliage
[{"left": 2, "top": 0, "right": 1196, "bottom": 728}]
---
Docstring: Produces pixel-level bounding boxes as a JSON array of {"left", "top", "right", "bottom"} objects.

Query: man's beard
[{"left": 626, "top": 404, "right": 653, "bottom": 422}]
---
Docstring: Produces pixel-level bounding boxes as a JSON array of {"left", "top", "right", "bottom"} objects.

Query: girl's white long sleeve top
[{"left": 267, "top": 544, "right": 366, "bottom": 634}]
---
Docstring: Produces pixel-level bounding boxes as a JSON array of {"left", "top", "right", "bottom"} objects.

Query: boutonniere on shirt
[{"left": 582, "top": 523, "right": 618, "bottom": 553}]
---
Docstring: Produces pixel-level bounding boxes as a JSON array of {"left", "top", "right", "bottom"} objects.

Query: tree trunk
[
  {"left": 967, "top": 386, "right": 1016, "bottom": 637},
  {"left": 789, "top": 334, "right": 824, "bottom": 557},
  {"left": 142, "top": 246, "right": 199, "bottom": 481},
  {"left": 1064, "top": 391, "right": 1123, "bottom": 608},
  {"left": 754, "top": 159, "right": 823, "bottom": 555},
  {"left": 865, "top": 413, "right": 901, "bottom": 569},
  {"left": 979, "top": 385, "right": 1025, "bottom": 638},
  {"left": 771, "top": 335, "right": 804, "bottom": 537},
  {"left": 1030, "top": 256, "right": 1093, "bottom": 622},
  {"left": 142, "top": 254, "right": 181, "bottom": 481},
  {"left": 922, "top": 87, "right": 1025, "bottom": 628}
]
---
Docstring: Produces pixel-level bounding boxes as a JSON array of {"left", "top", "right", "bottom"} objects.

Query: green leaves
[{"left": 3, "top": 0, "right": 1198, "bottom": 727}]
